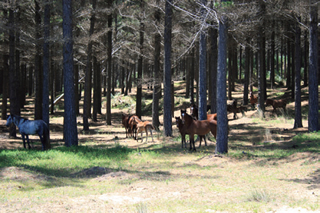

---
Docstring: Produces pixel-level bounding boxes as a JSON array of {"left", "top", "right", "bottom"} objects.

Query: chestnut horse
[
  {"left": 250, "top": 91, "right": 258, "bottom": 107},
  {"left": 130, "top": 116, "right": 155, "bottom": 142},
  {"left": 175, "top": 116, "right": 206, "bottom": 148},
  {"left": 180, "top": 110, "right": 217, "bottom": 151}
]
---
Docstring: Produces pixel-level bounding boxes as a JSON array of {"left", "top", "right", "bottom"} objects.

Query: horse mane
[{"left": 11, "top": 114, "right": 28, "bottom": 122}]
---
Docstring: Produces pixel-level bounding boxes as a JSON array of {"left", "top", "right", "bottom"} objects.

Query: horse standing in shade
[
  {"left": 6, "top": 114, "right": 50, "bottom": 150},
  {"left": 175, "top": 116, "right": 207, "bottom": 149},
  {"left": 180, "top": 110, "right": 217, "bottom": 151},
  {"left": 190, "top": 104, "right": 217, "bottom": 121},
  {"left": 122, "top": 113, "right": 133, "bottom": 138}
]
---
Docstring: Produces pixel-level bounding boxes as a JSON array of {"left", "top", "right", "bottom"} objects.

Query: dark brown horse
[
  {"left": 180, "top": 109, "right": 217, "bottom": 151},
  {"left": 128, "top": 115, "right": 140, "bottom": 139},
  {"left": 122, "top": 113, "right": 132, "bottom": 138},
  {"left": 266, "top": 98, "right": 287, "bottom": 112},
  {"left": 175, "top": 116, "right": 206, "bottom": 148},
  {"left": 190, "top": 103, "right": 211, "bottom": 120},
  {"left": 250, "top": 91, "right": 258, "bottom": 107},
  {"left": 190, "top": 104, "right": 217, "bottom": 121}
]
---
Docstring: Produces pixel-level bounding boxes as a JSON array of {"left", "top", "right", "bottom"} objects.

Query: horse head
[
  {"left": 6, "top": 115, "right": 13, "bottom": 127},
  {"left": 175, "top": 116, "right": 182, "bottom": 127},
  {"left": 190, "top": 103, "right": 197, "bottom": 114}
]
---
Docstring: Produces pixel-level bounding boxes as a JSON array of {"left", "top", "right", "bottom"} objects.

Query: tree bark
[
  {"left": 163, "top": 0, "right": 173, "bottom": 136},
  {"left": 152, "top": 2, "right": 161, "bottom": 130},
  {"left": 106, "top": 0, "right": 113, "bottom": 125},
  {"left": 43, "top": 0, "right": 50, "bottom": 128},
  {"left": 308, "top": 0, "right": 318, "bottom": 132},
  {"left": 9, "top": 8, "right": 19, "bottom": 137},
  {"left": 34, "top": 0, "right": 42, "bottom": 120},
  {"left": 63, "top": 0, "right": 78, "bottom": 146},
  {"left": 136, "top": 0, "right": 144, "bottom": 118},
  {"left": 216, "top": 13, "right": 228, "bottom": 154},
  {"left": 83, "top": 0, "right": 96, "bottom": 130},
  {"left": 198, "top": 0, "right": 207, "bottom": 121},
  {"left": 294, "top": 17, "right": 302, "bottom": 129}
]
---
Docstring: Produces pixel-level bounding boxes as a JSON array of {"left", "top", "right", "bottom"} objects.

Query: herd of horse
[
  {"left": 122, "top": 93, "right": 287, "bottom": 151},
  {"left": 5, "top": 91, "right": 287, "bottom": 151}
]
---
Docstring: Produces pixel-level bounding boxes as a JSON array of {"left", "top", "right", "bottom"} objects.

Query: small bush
[{"left": 247, "top": 189, "right": 272, "bottom": 202}]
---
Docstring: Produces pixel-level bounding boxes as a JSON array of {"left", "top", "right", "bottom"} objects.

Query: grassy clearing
[
  {"left": 0, "top": 130, "right": 319, "bottom": 212},
  {"left": 0, "top": 83, "right": 319, "bottom": 212}
]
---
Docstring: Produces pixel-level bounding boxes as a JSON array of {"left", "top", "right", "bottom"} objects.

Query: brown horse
[
  {"left": 250, "top": 91, "right": 258, "bottom": 107},
  {"left": 122, "top": 113, "right": 132, "bottom": 138},
  {"left": 175, "top": 116, "right": 206, "bottom": 148},
  {"left": 130, "top": 116, "right": 155, "bottom": 142},
  {"left": 266, "top": 98, "right": 287, "bottom": 112},
  {"left": 128, "top": 115, "right": 140, "bottom": 139},
  {"left": 180, "top": 109, "right": 217, "bottom": 151},
  {"left": 190, "top": 104, "right": 217, "bottom": 121},
  {"left": 190, "top": 103, "right": 211, "bottom": 120}
]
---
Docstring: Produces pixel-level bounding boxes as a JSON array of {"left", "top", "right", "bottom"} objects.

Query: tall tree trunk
[
  {"left": 93, "top": 56, "right": 100, "bottom": 121},
  {"left": 257, "top": 1, "right": 266, "bottom": 117},
  {"left": 106, "top": 0, "right": 113, "bottom": 125},
  {"left": 270, "top": 22, "right": 275, "bottom": 89},
  {"left": 227, "top": 36, "right": 232, "bottom": 100},
  {"left": 304, "top": 27, "right": 308, "bottom": 86},
  {"left": 294, "top": 16, "right": 302, "bottom": 129},
  {"left": 243, "top": 39, "right": 250, "bottom": 105},
  {"left": 35, "top": 0, "right": 42, "bottom": 120},
  {"left": 63, "top": 0, "right": 78, "bottom": 146},
  {"left": 74, "top": 64, "right": 79, "bottom": 115},
  {"left": 152, "top": 2, "right": 161, "bottom": 130},
  {"left": 216, "top": 11, "right": 228, "bottom": 154},
  {"left": 83, "top": 0, "right": 96, "bottom": 130},
  {"left": 9, "top": 7, "right": 19, "bottom": 137},
  {"left": 198, "top": 0, "right": 207, "bottom": 121},
  {"left": 209, "top": 26, "right": 217, "bottom": 113},
  {"left": 308, "top": 0, "right": 318, "bottom": 132},
  {"left": 1, "top": 55, "right": 9, "bottom": 120},
  {"left": 190, "top": 48, "right": 195, "bottom": 104},
  {"left": 43, "top": 0, "right": 50, "bottom": 128},
  {"left": 136, "top": 0, "right": 144, "bottom": 118},
  {"left": 163, "top": 0, "right": 173, "bottom": 136}
]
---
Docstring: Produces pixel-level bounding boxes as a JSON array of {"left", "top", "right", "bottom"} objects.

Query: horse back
[{"left": 19, "top": 120, "right": 46, "bottom": 135}]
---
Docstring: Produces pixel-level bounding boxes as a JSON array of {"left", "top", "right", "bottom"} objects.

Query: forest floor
[{"left": 0, "top": 81, "right": 319, "bottom": 212}]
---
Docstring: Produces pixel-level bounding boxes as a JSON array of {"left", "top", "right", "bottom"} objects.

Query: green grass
[{"left": 1, "top": 131, "right": 319, "bottom": 212}]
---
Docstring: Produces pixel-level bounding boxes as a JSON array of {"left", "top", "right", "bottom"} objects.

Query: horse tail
[{"left": 43, "top": 123, "right": 51, "bottom": 150}]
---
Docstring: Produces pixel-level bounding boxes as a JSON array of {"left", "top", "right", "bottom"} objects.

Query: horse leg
[
  {"left": 181, "top": 133, "right": 185, "bottom": 148},
  {"left": 21, "top": 134, "right": 27, "bottom": 149},
  {"left": 145, "top": 129, "right": 148, "bottom": 143},
  {"left": 190, "top": 135, "right": 196, "bottom": 151},
  {"left": 150, "top": 128, "right": 154, "bottom": 142},
  {"left": 25, "top": 135, "right": 31, "bottom": 149},
  {"left": 39, "top": 134, "right": 45, "bottom": 151}
]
